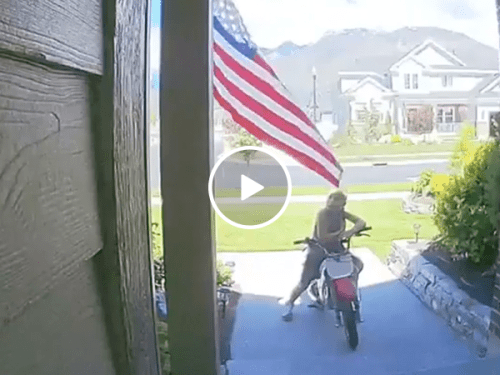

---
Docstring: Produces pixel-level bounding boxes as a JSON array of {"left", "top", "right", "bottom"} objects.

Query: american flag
[{"left": 212, "top": 0, "right": 343, "bottom": 187}]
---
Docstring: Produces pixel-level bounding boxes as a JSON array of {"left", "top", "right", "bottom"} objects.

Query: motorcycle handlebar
[{"left": 293, "top": 226, "right": 372, "bottom": 245}]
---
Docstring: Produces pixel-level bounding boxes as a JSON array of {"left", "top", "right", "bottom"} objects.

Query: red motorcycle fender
[{"left": 333, "top": 278, "right": 356, "bottom": 302}]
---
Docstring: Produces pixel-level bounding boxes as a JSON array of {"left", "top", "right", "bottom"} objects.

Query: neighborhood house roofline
[
  {"left": 390, "top": 69, "right": 498, "bottom": 78},
  {"left": 480, "top": 74, "right": 500, "bottom": 94},
  {"left": 345, "top": 76, "right": 394, "bottom": 94},
  {"left": 338, "top": 71, "right": 385, "bottom": 79},
  {"left": 389, "top": 39, "right": 466, "bottom": 71},
  {"left": 425, "top": 68, "right": 499, "bottom": 75}
]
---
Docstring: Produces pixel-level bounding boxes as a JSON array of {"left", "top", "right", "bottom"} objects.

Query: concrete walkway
[
  {"left": 217, "top": 250, "right": 500, "bottom": 374},
  {"left": 218, "top": 248, "right": 398, "bottom": 300},
  {"left": 151, "top": 191, "right": 410, "bottom": 206}
]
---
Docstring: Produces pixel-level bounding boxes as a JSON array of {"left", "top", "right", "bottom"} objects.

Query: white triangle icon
[{"left": 241, "top": 175, "right": 264, "bottom": 201}]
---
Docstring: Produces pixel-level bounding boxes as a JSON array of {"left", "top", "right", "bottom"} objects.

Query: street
[{"left": 148, "top": 140, "right": 449, "bottom": 190}]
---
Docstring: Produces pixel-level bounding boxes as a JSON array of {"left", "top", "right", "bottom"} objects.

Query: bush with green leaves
[
  {"left": 391, "top": 134, "right": 402, "bottom": 143},
  {"left": 156, "top": 320, "right": 171, "bottom": 374},
  {"left": 223, "top": 117, "right": 262, "bottom": 165},
  {"left": 485, "top": 143, "right": 500, "bottom": 229},
  {"left": 217, "top": 260, "right": 233, "bottom": 286},
  {"left": 330, "top": 132, "right": 352, "bottom": 148},
  {"left": 433, "top": 141, "right": 499, "bottom": 266},
  {"left": 430, "top": 174, "right": 451, "bottom": 196},
  {"left": 411, "top": 169, "right": 434, "bottom": 196},
  {"left": 449, "top": 123, "right": 477, "bottom": 174}
]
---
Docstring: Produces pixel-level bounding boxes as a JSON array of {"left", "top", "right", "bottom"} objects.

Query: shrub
[
  {"left": 157, "top": 320, "right": 171, "bottom": 374},
  {"left": 330, "top": 132, "right": 351, "bottom": 148},
  {"left": 433, "top": 141, "right": 499, "bottom": 266},
  {"left": 430, "top": 174, "right": 451, "bottom": 196},
  {"left": 450, "top": 124, "right": 478, "bottom": 174},
  {"left": 412, "top": 169, "right": 434, "bottom": 196},
  {"left": 485, "top": 143, "right": 500, "bottom": 228},
  {"left": 217, "top": 260, "right": 233, "bottom": 286},
  {"left": 402, "top": 138, "right": 413, "bottom": 146},
  {"left": 391, "top": 134, "right": 402, "bottom": 143}
]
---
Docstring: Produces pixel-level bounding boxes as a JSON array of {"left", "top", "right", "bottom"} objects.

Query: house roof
[
  {"left": 397, "top": 91, "right": 476, "bottom": 100},
  {"left": 479, "top": 74, "right": 500, "bottom": 95},
  {"left": 345, "top": 76, "right": 394, "bottom": 95},
  {"left": 389, "top": 39, "right": 466, "bottom": 71},
  {"left": 338, "top": 71, "right": 384, "bottom": 78},
  {"left": 430, "top": 65, "right": 472, "bottom": 70}
]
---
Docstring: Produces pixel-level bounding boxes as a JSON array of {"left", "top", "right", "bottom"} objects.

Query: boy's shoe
[
  {"left": 282, "top": 310, "right": 293, "bottom": 322},
  {"left": 335, "top": 311, "right": 342, "bottom": 327}
]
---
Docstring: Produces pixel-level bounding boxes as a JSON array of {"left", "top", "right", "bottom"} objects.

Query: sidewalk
[{"left": 151, "top": 191, "right": 410, "bottom": 206}]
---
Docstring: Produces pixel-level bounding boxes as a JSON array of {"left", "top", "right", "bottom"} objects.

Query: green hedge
[{"left": 433, "top": 141, "right": 500, "bottom": 266}]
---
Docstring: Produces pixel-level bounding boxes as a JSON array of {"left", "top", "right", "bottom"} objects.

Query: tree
[
  {"left": 222, "top": 117, "right": 262, "bottom": 166},
  {"left": 408, "top": 105, "right": 433, "bottom": 134},
  {"left": 359, "top": 100, "right": 382, "bottom": 143}
]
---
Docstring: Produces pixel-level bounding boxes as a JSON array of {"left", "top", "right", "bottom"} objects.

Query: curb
[{"left": 386, "top": 240, "right": 491, "bottom": 358}]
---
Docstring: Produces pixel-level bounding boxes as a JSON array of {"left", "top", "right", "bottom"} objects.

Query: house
[{"left": 339, "top": 40, "right": 500, "bottom": 139}]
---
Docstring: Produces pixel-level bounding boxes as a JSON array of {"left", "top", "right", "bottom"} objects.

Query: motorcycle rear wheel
[{"left": 343, "top": 307, "right": 358, "bottom": 350}]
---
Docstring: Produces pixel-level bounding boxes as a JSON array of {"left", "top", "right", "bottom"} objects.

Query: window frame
[
  {"left": 412, "top": 73, "right": 418, "bottom": 89},
  {"left": 404, "top": 73, "right": 410, "bottom": 89},
  {"left": 442, "top": 75, "right": 453, "bottom": 87}
]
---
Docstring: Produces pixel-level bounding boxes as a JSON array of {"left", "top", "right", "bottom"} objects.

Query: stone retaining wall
[
  {"left": 402, "top": 194, "right": 434, "bottom": 215},
  {"left": 387, "top": 240, "right": 491, "bottom": 357}
]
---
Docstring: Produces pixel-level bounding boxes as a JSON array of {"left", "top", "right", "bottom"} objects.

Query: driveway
[{"left": 217, "top": 249, "right": 500, "bottom": 375}]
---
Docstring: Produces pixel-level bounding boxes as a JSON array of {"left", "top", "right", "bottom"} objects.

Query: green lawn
[{"left": 150, "top": 199, "right": 438, "bottom": 261}]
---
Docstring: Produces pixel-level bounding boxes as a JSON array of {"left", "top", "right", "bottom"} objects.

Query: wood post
[{"left": 161, "top": 0, "right": 221, "bottom": 373}]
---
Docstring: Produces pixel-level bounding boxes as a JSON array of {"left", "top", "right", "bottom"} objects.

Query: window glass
[{"left": 404, "top": 74, "right": 410, "bottom": 89}]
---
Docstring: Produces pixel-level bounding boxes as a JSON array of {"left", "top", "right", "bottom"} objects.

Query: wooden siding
[
  {"left": 0, "top": 0, "right": 159, "bottom": 373},
  {"left": 0, "top": 0, "right": 103, "bottom": 74},
  {"left": 0, "top": 260, "right": 115, "bottom": 375}
]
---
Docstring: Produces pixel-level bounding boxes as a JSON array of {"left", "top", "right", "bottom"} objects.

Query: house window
[
  {"left": 445, "top": 108, "right": 454, "bottom": 123},
  {"left": 404, "top": 74, "right": 410, "bottom": 89},
  {"left": 412, "top": 74, "right": 418, "bottom": 89},
  {"left": 437, "top": 107, "right": 454, "bottom": 123},
  {"left": 356, "top": 110, "right": 366, "bottom": 121},
  {"left": 442, "top": 75, "right": 453, "bottom": 87}
]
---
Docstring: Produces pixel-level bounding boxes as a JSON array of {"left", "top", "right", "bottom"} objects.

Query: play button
[
  {"left": 208, "top": 146, "right": 291, "bottom": 229},
  {"left": 241, "top": 175, "right": 264, "bottom": 201}
]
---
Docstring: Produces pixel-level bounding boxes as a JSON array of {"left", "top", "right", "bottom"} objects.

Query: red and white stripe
[{"left": 213, "top": 24, "right": 342, "bottom": 186}]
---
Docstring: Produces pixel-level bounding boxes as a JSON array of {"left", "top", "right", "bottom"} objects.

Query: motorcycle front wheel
[{"left": 343, "top": 306, "right": 358, "bottom": 350}]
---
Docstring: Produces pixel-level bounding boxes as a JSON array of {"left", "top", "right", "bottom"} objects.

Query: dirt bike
[{"left": 293, "top": 226, "right": 372, "bottom": 350}]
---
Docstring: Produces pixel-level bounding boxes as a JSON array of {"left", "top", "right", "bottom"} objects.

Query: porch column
[
  {"left": 393, "top": 98, "right": 399, "bottom": 135},
  {"left": 161, "top": 1, "right": 221, "bottom": 374},
  {"left": 432, "top": 104, "right": 438, "bottom": 133},
  {"left": 468, "top": 100, "right": 477, "bottom": 135}
]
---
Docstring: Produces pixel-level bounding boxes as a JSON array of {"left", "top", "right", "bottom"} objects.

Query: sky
[{"left": 150, "top": 0, "right": 499, "bottom": 73}]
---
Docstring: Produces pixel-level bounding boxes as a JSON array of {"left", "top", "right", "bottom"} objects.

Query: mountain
[
  {"left": 262, "top": 27, "right": 499, "bottom": 120},
  {"left": 260, "top": 41, "right": 306, "bottom": 61}
]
